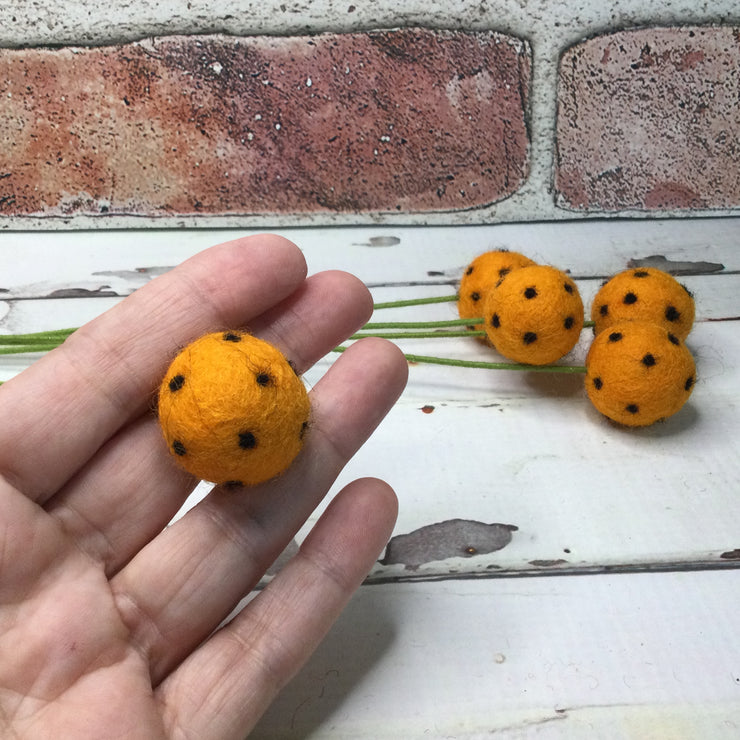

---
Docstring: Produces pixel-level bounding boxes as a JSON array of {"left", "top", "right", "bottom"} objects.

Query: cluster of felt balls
[
  {"left": 152, "top": 252, "right": 698, "bottom": 490},
  {"left": 456, "top": 250, "right": 697, "bottom": 427}
]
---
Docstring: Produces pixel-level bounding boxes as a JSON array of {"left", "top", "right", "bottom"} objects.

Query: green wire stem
[
  {"left": 363, "top": 318, "right": 482, "bottom": 329},
  {"left": 0, "top": 329, "right": 76, "bottom": 362},
  {"left": 333, "top": 346, "right": 587, "bottom": 374},
  {"left": 0, "top": 342, "right": 67, "bottom": 355},
  {"left": 350, "top": 330, "right": 486, "bottom": 340},
  {"left": 0, "top": 328, "right": 76, "bottom": 344},
  {"left": 404, "top": 353, "right": 587, "bottom": 373},
  {"left": 373, "top": 295, "right": 459, "bottom": 309}
]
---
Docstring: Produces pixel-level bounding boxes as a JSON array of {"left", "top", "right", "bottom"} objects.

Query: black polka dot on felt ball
[
  {"left": 523, "top": 332, "right": 537, "bottom": 345},
  {"left": 642, "top": 353, "right": 656, "bottom": 367},
  {"left": 238, "top": 431, "right": 257, "bottom": 450},
  {"left": 665, "top": 305, "right": 681, "bottom": 322},
  {"left": 491, "top": 313, "right": 501, "bottom": 328},
  {"left": 623, "top": 292, "right": 638, "bottom": 305},
  {"left": 599, "top": 304, "right": 609, "bottom": 317},
  {"left": 593, "top": 377, "right": 603, "bottom": 390},
  {"left": 223, "top": 332, "right": 242, "bottom": 342},
  {"left": 173, "top": 440, "right": 187, "bottom": 456},
  {"left": 608, "top": 332, "right": 623, "bottom": 342},
  {"left": 471, "top": 291, "right": 481, "bottom": 302},
  {"left": 626, "top": 404, "right": 639, "bottom": 414},
  {"left": 668, "top": 333, "right": 680, "bottom": 346},
  {"left": 498, "top": 267, "right": 511, "bottom": 278},
  {"left": 564, "top": 282, "right": 574, "bottom": 294},
  {"left": 564, "top": 316, "right": 575, "bottom": 330},
  {"left": 168, "top": 374, "right": 185, "bottom": 392},
  {"left": 466, "top": 265, "right": 474, "bottom": 276},
  {"left": 524, "top": 287, "right": 538, "bottom": 299},
  {"left": 256, "top": 372, "right": 271, "bottom": 386},
  {"left": 633, "top": 270, "right": 649, "bottom": 278},
  {"left": 685, "top": 376, "right": 695, "bottom": 392}
]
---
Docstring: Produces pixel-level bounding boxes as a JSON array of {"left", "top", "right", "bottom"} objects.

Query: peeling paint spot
[
  {"left": 627, "top": 254, "right": 725, "bottom": 275},
  {"left": 381, "top": 518, "right": 518, "bottom": 570},
  {"left": 420, "top": 405, "right": 435, "bottom": 414},
  {"left": 720, "top": 549, "right": 740, "bottom": 560},
  {"left": 354, "top": 236, "right": 402, "bottom": 247},
  {"left": 529, "top": 559, "right": 568, "bottom": 567},
  {"left": 47, "top": 286, "right": 118, "bottom": 298},
  {"left": 93, "top": 266, "right": 173, "bottom": 280}
]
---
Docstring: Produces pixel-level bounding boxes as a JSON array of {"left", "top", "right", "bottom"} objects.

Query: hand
[{"left": 0, "top": 235, "right": 407, "bottom": 738}]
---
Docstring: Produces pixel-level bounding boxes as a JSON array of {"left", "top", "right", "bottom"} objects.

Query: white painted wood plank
[
  {"left": 0, "top": 218, "right": 738, "bottom": 294},
  {"left": 252, "top": 570, "right": 740, "bottom": 738}
]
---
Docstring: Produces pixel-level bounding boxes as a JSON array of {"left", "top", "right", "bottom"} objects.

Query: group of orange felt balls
[
  {"left": 156, "top": 250, "right": 697, "bottom": 488},
  {"left": 456, "top": 249, "right": 697, "bottom": 427}
]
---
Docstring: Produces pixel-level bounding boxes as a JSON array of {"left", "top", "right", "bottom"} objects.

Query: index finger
[{"left": 0, "top": 234, "right": 308, "bottom": 503}]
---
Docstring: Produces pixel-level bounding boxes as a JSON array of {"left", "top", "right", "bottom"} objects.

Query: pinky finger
[{"left": 155, "top": 477, "right": 398, "bottom": 739}]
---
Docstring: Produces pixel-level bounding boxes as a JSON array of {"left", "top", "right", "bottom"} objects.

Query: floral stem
[
  {"left": 0, "top": 342, "right": 65, "bottom": 355},
  {"left": 373, "top": 295, "right": 459, "bottom": 309},
  {"left": 363, "top": 318, "right": 481, "bottom": 329},
  {"left": 350, "top": 330, "right": 486, "bottom": 340},
  {"left": 333, "top": 346, "right": 587, "bottom": 373},
  {"left": 0, "top": 328, "right": 76, "bottom": 346}
]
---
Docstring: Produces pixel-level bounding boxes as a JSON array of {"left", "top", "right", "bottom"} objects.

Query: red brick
[
  {"left": 555, "top": 26, "right": 740, "bottom": 211},
  {"left": 0, "top": 30, "right": 530, "bottom": 217}
]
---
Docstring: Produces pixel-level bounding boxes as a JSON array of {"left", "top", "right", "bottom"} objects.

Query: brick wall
[{"left": 1, "top": 1, "right": 739, "bottom": 228}]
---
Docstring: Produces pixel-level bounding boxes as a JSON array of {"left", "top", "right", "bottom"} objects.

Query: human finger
[
  {"left": 156, "top": 476, "right": 398, "bottom": 739},
  {"left": 111, "top": 338, "right": 407, "bottom": 684}
]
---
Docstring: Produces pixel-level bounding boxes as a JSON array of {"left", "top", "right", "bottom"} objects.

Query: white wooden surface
[{"left": 1, "top": 218, "right": 739, "bottom": 737}]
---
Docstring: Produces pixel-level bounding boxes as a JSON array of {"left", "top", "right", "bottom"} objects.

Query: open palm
[{"left": 0, "top": 235, "right": 407, "bottom": 738}]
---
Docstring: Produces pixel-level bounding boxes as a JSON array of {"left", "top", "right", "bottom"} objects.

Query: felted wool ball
[
  {"left": 591, "top": 267, "right": 695, "bottom": 340},
  {"left": 483, "top": 264, "right": 584, "bottom": 365},
  {"left": 585, "top": 320, "right": 696, "bottom": 427},
  {"left": 458, "top": 250, "right": 536, "bottom": 331},
  {"left": 158, "top": 331, "right": 310, "bottom": 486}
]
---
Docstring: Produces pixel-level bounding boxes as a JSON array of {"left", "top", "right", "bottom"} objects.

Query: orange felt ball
[
  {"left": 483, "top": 264, "right": 584, "bottom": 365},
  {"left": 157, "top": 331, "right": 310, "bottom": 486},
  {"left": 457, "top": 250, "right": 536, "bottom": 331},
  {"left": 591, "top": 267, "right": 695, "bottom": 340},
  {"left": 585, "top": 321, "right": 696, "bottom": 427}
]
